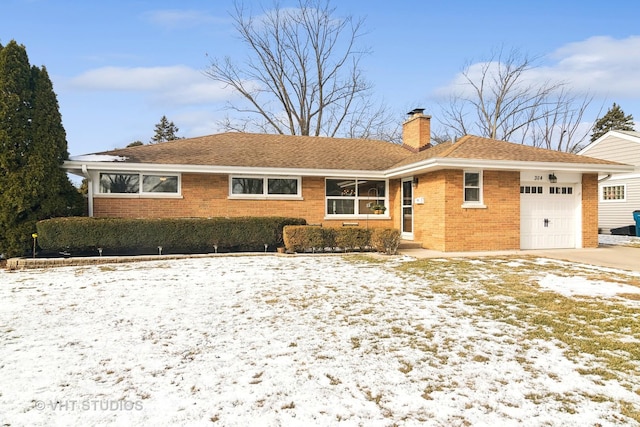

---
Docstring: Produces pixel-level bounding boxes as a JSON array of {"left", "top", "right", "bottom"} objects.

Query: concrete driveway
[{"left": 399, "top": 245, "right": 640, "bottom": 273}]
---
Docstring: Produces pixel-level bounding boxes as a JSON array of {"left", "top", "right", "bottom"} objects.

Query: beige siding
[
  {"left": 583, "top": 134, "right": 640, "bottom": 166},
  {"left": 582, "top": 133, "right": 640, "bottom": 233},
  {"left": 599, "top": 178, "right": 640, "bottom": 231}
]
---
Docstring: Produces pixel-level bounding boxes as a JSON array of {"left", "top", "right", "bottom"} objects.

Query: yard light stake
[{"left": 31, "top": 233, "right": 37, "bottom": 258}]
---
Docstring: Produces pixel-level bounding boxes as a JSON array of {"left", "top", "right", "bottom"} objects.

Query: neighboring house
[
  {"left": 578, "top": 130, "right": 640, "bottom": 234},
  {"left": 64, "top": 111, "right": 632, "bottom": 252}
]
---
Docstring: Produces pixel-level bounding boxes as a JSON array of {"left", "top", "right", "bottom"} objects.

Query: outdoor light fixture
[
  {"left": 548, "top": 173, "right": 557, "bottom": 183},
  {"left": 413, "top": 177, "right": 419, "bottom": 187}
]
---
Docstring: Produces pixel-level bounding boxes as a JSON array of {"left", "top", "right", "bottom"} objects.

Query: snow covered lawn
[{"left": 1, "top": 254, "right": 639, "bottom": 426}]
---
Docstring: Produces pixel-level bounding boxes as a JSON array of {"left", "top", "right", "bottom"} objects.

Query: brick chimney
[{"left": 402, "top": 108, "right": 431, "bottom": 152}]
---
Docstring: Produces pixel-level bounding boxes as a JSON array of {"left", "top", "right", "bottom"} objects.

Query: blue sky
[{"left": 2, "top": 0, "right": 640, "bottom": 157}]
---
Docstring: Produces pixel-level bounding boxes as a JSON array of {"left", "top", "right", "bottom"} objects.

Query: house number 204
[{"left": 533, "top": 176, "right": 543, "bottom": 181}]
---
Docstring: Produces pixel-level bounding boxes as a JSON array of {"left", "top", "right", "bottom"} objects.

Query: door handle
[{"left": 544, "top": 218, "right": 550, "bottom": 227}]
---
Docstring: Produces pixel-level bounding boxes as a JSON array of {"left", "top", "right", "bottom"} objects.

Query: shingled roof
[
  {"left": 91, "top": 133, "right": 414, "bottom": 171},
  {"left": 390, "top": 135, "right": 624, "bottom": 169},
  {"left": 73, "top": 132, "right": 626, "bottom": 173}
]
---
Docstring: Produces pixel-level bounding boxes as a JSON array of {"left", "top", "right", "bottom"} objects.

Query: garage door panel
[{"left": 521, "top": 184, "right": 577, "bottom": 249}]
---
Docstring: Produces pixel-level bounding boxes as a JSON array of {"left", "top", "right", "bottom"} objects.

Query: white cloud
[
  {"left": 434, "top": 36, "right": 640, "bottom": 100},
  {"left": 143, "top": 9, "right": 221, "bottom": 29},
  {"left": 545, "top": 36, "right": 640, "bottom": 97},
  {"left": 69, "top": 65, "right": 233, "bottom": 105}
]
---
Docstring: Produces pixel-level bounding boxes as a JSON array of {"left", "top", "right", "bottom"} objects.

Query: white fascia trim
[
  {"left": 64, "top": 159, "right": 634, "bottom": 179},
  {"left": 605, "top": 172, "right": 640, "bottom": 181},
  {"left": 62, "top": 161, "right": 387, "bottom": 179},
  {"left": 384, "top": 158, "right": 634, "bottom": 178}
]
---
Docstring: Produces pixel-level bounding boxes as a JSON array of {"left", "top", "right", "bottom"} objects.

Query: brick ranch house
[{"left": 63, "top": 111, "right": 632, "bottom": 252}]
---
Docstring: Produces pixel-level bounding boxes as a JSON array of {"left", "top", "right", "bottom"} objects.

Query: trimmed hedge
[
  {"left": 370, "top": 228, "right": 401, "bottom": 255},
  {"left": 283, "top": 225, "right": 400, "bottom": 254},
  {"left": 36, "top": 217, "right": 307, "bottom": 255}
]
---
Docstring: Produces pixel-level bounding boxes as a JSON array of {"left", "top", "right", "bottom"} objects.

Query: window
[
  {"left": 268, "top": 178, "right": 298, "bottom": 195},
  {"left": 232, "top": 177, "right": 264, "bottom": 195},
  {"left": 520, "top": 186, "right": 543, "bottom": 194},
  {"left": 325, "top": 179, "right": 387, "bottom": 216},
  {"left": 98, "top": 173, "right": 179, "bottom": 195},
  {"left": 602, "top": 185, "right": 625, "bottom": 201},
  {"left": 230, "top": 176, "right": 300, "bottom": 198},
  {"left": 100, "top": 173, "right": 139, "bottom": 194},
  {"left": 550, "top": 186, "right": 573, "bottom": 195},
  {"left": 142, "top": 175, "right": 178, "bottom": 193},
  {"left": 463, "top": 171, "right": 482, "bottom": 204}
]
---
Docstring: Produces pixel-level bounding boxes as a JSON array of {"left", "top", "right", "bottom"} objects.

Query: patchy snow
[
  {"left": 538, "top": 274, "right": 640, "bottom": 298},
  {"left": 599, "top": 234, "right": 640, "bottom": 246},
  {"left": 0, "top": 255, "right": 639, "bottom": 426},
  {"left": 68, "top": 154, "right": 128, "bottom": 162}
]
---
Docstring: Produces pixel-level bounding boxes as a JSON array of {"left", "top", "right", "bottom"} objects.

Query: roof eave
[
  {"left": 64, "top": 158, "right": 633, "bottom": 180},
  {"left": 62, "top": 160, "right": 388, "bottom": 179},
  {"left": 385, "top": 158, "right": 634, "bottom": 178}
]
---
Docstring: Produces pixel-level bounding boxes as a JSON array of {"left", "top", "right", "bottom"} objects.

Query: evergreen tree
[
  {"left": 590, "top": 103, "right": 635, "bottom": 142},
  {"left": 0, "top": 40, "right": 84, "bottom": 257},
  {"left": 150, "top": 115, "right": 182, "bottom": 143}
]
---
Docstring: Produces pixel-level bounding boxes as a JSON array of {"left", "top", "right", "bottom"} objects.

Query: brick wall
[
  {"left": 412, "top": 171, "right": 446, "bottom": 250},
  {"left": 445, "top": 170, "right": 520, "bottom": 251},
  {"left": 412, "top": 170, "right": 520, "bottom": 251},
  {"left": 581, "top": 173, "right": 599, "bottom": 248},
  {"left": 92, "top": 170, "right": 596, "bottom": 251},
  {"left": 93, "top": 173, "right": 394, "bottom": 229}
]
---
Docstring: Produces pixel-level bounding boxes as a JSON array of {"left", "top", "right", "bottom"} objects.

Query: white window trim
[
  {"left": 462, "top": 170, "right": 486, "bottom": 208},
  {"left": 95, "top": 172, "right": 182, "bottom": 198},
  {"left": 600, "top": 183, "right": 627, "bottom": 202},
  {"left": 228, "top": 175, "right": 303, "bottom": 200},
  {"left": 324, "top": 178, "right": 390, "bottom": 218}
]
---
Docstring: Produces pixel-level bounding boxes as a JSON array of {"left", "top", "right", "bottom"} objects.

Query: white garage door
[{"left": 520, "top": 184, "right": 577, "bottom": 249}]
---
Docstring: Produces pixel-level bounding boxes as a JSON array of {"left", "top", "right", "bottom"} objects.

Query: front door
[{"left": 401, "top": 178, "right": 413, "bottom": 239}]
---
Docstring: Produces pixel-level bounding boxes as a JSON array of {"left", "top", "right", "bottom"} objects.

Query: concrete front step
[{"left": 398, "top": 240, "right": 422, "bottom": 249}]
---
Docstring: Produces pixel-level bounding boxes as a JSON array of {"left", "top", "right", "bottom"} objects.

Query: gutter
[{"left": 81, "top": 165, "right": 93, "bottom": 217}]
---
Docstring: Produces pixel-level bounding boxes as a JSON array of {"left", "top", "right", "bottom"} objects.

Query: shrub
[
  {"left": 283, "top": 225, "right": 335, "bottom": 252},
  {"left": 371, "top": 228, "right": 401, "bottom": 255},
  {"left": 334, "top": 227, "right": 371, "bottom": 251},
  {"left": 36, "top": 216, "right": 306, "bottom": 255},
  {"left": 284, "top": 226, "right": 399, "bottom": 253}
]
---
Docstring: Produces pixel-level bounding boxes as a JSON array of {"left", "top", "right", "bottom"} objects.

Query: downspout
[
  {"left": 598, "top": 174, "right": 612, "bottom": 183},
  {"left": 81, "top": 165, "right": 94, "bottom": 217}
]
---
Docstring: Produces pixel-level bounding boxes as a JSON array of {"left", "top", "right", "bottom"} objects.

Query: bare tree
[
  {"left": 438, "top": 47, "right": 593, "bottom": 152},
  {"left": 529, "top": 89, "right": 594, "bottom": 153},
  {"left": 205, "top": 0, "right": 395, "bottom": 139}
]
